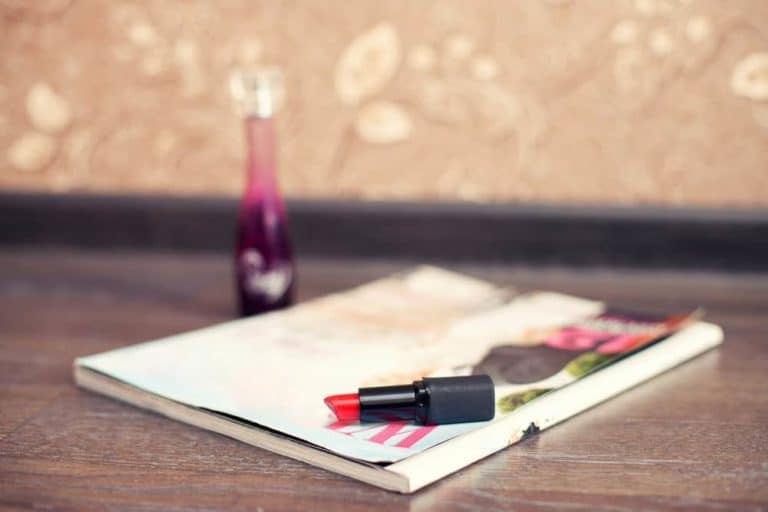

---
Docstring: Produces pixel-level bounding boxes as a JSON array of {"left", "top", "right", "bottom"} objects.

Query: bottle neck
[{"left": 244, "top": 115, "right": 277, "bottom": 192}]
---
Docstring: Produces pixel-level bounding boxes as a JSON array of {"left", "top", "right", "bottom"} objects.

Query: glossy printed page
[{"left": 78, "top": 266, "right": 608, "bottom": 463}]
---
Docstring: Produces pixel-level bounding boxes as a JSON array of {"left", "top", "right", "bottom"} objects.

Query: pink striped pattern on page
[
  {"left": 368, "top": 422, "right": 407, "bottom": 444},
  {"left": 395, "top": 425, "right": 437, "bottom": 448},
  {"left": 327, "top": 420, "right": 353, "bottom": 430}
]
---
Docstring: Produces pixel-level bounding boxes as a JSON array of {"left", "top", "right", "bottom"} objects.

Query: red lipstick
[
  {"left": 324, "top": 375, "right": 495, "bottom": 425},
  {"left": 323, "top": 393, "right": 359, "bottom": 422}
]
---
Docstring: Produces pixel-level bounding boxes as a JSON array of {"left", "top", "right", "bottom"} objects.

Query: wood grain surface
[{"left": 1, "top": 250, "right": 766, "bottom": 511}]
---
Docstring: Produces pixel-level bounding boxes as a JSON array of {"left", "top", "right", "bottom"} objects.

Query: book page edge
[{"left": 73, "top": 365, "right": 410, "bottom": 493}]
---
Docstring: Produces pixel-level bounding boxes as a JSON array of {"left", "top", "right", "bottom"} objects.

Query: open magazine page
[
  {"left": 78, "top": 266, "right": 696, "bottom": 463},
  {"left": 471, "top": 308, "right": 699, "bottom": 414}
]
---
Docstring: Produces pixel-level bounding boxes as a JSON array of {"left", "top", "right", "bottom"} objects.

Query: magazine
[{"left": 74, "top": 266, "right": 722, "bottom": 492}]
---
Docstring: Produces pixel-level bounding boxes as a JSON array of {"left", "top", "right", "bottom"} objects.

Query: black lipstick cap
[
  {"left": 421, "top": 375, "right": 495, "bottom": 424},
  {"left": 358, "top": 375, "right": 495, "bottom": 425}
]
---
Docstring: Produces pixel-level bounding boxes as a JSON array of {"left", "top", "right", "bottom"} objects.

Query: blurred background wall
[{"left": 0, "top": 0, "right": 766, "bottom": 206}]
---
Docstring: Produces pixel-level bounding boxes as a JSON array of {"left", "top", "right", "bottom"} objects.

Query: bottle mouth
[{"left": 229, "top": 66, "right": 285, "bottom": 118}]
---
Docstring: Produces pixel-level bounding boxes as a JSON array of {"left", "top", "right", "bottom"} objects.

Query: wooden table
[{"left": 1, "top": 249, "right": 766, "bottom": 510}]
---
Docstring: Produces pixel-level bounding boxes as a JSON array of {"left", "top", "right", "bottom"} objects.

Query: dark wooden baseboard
[{"left": 1, "top": 191, "right": 767, "bottom": 271}]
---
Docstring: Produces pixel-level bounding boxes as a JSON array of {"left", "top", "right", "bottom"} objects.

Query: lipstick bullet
[{"left": 324, "top": 375, "right": 495, "bottom": 425}]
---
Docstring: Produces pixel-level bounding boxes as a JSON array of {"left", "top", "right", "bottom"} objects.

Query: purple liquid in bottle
[{"left": 231, "top": 68, "right": 295, "bottom": 316}]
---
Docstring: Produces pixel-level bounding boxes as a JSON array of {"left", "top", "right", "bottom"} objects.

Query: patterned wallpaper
[{"left": 1, "top": 0, "right": 767, "bottom": 206}]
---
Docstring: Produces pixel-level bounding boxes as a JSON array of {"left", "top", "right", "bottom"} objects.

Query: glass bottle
[{"left": 229, "top": 67, "right": 295, "bottom": 317}]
